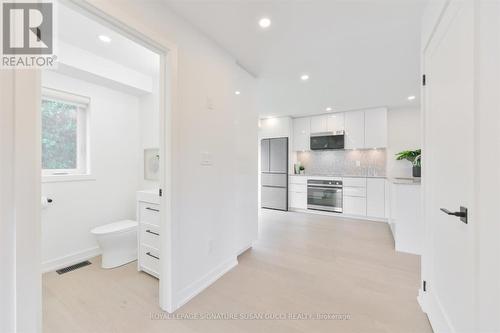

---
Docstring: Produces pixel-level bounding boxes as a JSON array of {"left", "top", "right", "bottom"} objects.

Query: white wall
[
  {"left": 87, "top": 0, "right": 258, "bottom": 310},
  {"left": 387, "top": 107, "right": 421, "bottom": 178},
  {"left": 139, "top": 74, "right": 160, "bottom": 190},
  {"left": 40, "top": 71, "right": 142, "bottom": 271}
]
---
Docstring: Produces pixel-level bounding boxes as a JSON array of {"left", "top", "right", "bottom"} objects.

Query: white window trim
[{"left": 41, "top": 87, "right": 92, "bottom": 182}]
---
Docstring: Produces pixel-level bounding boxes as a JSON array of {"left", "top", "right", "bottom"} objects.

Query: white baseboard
[
  {"left": 42, "top": 247, "right": 101, "bottom": 273},
  {"left": 288, "top": 208, "right": 388, "bottom": 223},
  {"left": 420, "top": 289, "right": 455, "bottom": 333},
  {"left": 175, "top": 256, "right": 238, "bottom": 310},
  {"left": 236, "top": 244, "right": 253, "bottom": 256}
]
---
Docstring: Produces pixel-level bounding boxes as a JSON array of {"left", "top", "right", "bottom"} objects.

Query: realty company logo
[{"left": 1, "top": 1, "right": 56, "bottom": 68}]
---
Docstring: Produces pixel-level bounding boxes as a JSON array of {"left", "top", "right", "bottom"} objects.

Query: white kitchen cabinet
[
  {"left": 344, "top": 196, "right": 367, "bottom": 216},
  {"left": 364, "top": 108, "right": 387, "bottom": 148},
  {"left": 342, "top": 177, "right": 367, "bottom": 216},
  {"left": 289, "top": 176, "right": 307, "bottom": 210},
  {"left": 344, "top": 111, "right": 365, "bottom": 149},
  {"left": 366, "top": 178, "right": 385, "bottom": 218},
  {"left": 326, "top": 113, "right": 345, "bottom": 134},
  {"left": 292, "top": 117, "right": 311, "bottom": 151},
  {"left": 310, "top": 115, "right": 328, "bottom": 134}
]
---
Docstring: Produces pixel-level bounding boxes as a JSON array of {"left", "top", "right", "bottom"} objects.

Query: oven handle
[{"left": 307, "top": 186, "right": 343, "bottom": 191}]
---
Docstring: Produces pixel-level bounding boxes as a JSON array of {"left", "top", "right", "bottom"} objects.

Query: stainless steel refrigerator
[{"left": 261, "top": 137, "right": 288, "bottom": 211}]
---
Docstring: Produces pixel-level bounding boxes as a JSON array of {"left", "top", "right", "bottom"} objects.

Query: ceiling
[
  {"left": 56, "top": 3, "right": 159, "bottom": 77},
  {"left": 164, "top": 0, "right": 426, "bottom": 117}
]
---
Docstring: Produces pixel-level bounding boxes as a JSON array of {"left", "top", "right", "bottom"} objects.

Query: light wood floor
[{"left": 43, "top": 210, "right": 432, "bottom": 333}]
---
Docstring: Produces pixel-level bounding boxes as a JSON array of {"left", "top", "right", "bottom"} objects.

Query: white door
[{"left": 423, "top": 1, "right": 475, "bottom": 331}]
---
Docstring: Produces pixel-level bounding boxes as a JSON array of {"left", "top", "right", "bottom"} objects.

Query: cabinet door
[
  {"left": 343, "top": 196, "right": 367, "bottom": 216},
  {"left": 344, "top": 111, "right": 365, "bottom": 149},
  {"left": 292, "top": 117, "right": 310, "bottom": 151},
  {"left": 269, "top": 138, "right": 288, "bottom": 173},
  {"left": 260, "top": 139, "right": 270, "bottom": 172},
  {"left": 365, "top": 108, "right": 387, "bottom": 148},
  {"left": 366, "top": 178, "right": 385, "bottom": 218},
  {"left": 310, "top": 115, "right": 328, "bottom": 133},
  {"left": 327, "top": 113, "right": 345, "bottom": 134},
  {"left": 289, "top": 191, "right": 307, "bottom": 209}
]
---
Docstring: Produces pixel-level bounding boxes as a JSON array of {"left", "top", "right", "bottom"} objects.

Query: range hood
[{"left": 310, "top": 133, "right": 345, "bottom": 150}]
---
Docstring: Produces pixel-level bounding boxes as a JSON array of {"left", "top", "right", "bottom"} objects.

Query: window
[{"left": 41, "top": 88, "right": 90, "bottom": 179}]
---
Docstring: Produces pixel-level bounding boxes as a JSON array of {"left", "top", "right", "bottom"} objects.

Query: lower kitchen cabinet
[
  {"left": 290, "top": 191, "right": 307, "bottom": 209},
  {"left": 289, "top": 176, "right": 307, "bottom": 210},
  {"left": 343, "top": 196, "right": 367, "bottom": 216},
  {"left": 366, "top": 178, "right": 386, "bottom": 218}
]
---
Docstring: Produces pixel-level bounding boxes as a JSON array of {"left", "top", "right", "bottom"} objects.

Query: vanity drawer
[
  {"left": 139, "top": 202, "right": 160, "bottom": 226},
  {"left": 140, "top": 244, "right": 159, "bottom": 278},
  {"left": 141, "top": 223, "right": 160, "bottom": 250}
]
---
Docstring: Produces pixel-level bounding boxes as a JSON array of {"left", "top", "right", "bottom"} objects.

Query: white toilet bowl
[{"left": 91, "top": 220, "right": 138, "bottom": 269}]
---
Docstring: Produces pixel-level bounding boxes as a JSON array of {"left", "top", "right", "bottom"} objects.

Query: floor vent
[{"left": 56, "top": 261, "right": 91, "bottom": 275}]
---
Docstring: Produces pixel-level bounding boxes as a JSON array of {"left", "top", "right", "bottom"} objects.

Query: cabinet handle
[
  {"left": 146, "top": 229, "right": 159, "bottom": 236},
  {"left": 146, "top": 252, "right": 159, "bottom": 260},
  {"left": 145, "top": 207, "right": 159, "bottom": 212}
]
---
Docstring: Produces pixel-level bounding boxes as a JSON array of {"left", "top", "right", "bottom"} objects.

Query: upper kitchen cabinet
[
  {"left": 292, "top": 117, "right": 311, "bottom": 151},
  {"left": 310, "top": 115, "right": 328, "bottom": 134},
  {"left": 344, "top": 110, "right": 365, "bottom": 149},
  {"left": 326, "top": 113, "right": 345, "bottom": 134},
  {"left": 364, "top": 108, "right": 387, "bottom": 148}
]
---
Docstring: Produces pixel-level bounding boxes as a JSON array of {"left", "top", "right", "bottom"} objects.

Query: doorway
[{"left": 2, "top": 1, "right": 176, "bottom": 331}]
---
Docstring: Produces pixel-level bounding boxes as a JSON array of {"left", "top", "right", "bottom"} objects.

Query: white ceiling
[
  {"left": 56, "top": 3, "right": 159, "bottom": 77},
  {"left": 164, "top": 0, "right": 426, "bottom": 117}
]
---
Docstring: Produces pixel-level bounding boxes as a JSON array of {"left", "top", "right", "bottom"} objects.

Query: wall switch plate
[
  {"left": 356, "top": 160, "right": 361, "bottom": 167},
  {"left": 201, "top": 152, "right": 212, "bottom": 166}
]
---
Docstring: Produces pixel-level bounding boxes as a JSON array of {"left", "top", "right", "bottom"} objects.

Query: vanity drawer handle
[
  {"left": 146, "top": 252, "right": 159, "bottom": 260},
  {"left": 146, "top": 229, "right": 159, "bottom": 236},
  {"left": 145, "top": 207, "right": 159, "bottom": 212}
]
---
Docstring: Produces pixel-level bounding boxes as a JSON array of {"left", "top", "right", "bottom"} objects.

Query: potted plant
[
  {"left": 299, "top": 165, "right": 305, "bottom": 175},
  {"left": 395, "top": 149, "right": 421, "bottom": 178}
]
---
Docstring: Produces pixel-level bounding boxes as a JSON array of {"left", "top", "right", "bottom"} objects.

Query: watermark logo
[{"left": 1, "top": 1, "right": 57, "bottom": 68}]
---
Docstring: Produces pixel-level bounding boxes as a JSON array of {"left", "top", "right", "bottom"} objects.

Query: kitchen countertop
[{"left": 289, "top": 174, "right": 387, "bottom": 179}]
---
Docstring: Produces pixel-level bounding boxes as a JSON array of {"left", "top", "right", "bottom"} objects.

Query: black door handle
[{"left": 440, "top": 206, "right": 468, "bottom": 224}]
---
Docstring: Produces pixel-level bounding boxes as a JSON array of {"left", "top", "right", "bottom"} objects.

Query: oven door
[{"left": 307, "top": 186, "right": 343, "bottom": 212}]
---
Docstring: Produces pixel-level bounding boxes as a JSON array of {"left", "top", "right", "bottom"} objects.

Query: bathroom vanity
[{"left": 137, "top": 190, "right": 161, "bottom": 278}]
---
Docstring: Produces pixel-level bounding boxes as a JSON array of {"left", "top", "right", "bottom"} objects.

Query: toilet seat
[{"left": 91, "top": 220, "right": 138, "bottom": 235}]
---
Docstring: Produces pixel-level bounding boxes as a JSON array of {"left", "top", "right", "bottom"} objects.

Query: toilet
[{"left": 91, "top": 220, "right": 138, "bottom": 269}]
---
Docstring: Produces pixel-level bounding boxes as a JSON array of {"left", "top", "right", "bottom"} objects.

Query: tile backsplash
[{"left": 296, "top": 149, "right": 387, "bottom": 177}]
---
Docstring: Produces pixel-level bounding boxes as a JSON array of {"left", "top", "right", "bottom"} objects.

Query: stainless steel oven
[{"left": 307, "top": 179, "right": 343, "bottom": 213}]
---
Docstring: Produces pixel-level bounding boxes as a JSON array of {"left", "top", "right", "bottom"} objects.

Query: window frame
[{"left": 41, "top": 88, "right": 92, "bottom": 182}]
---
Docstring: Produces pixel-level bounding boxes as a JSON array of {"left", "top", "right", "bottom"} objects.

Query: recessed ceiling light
[
  {"left": 259, "top": 17, "right": 271, "bottom": 29},
  {"left": 408, "top": 95, "right": 416, "bottom": 101},
  {"left": 235, "top": 91, "right": 241, "bottom": 95},
  {"left": 326, "top": 107, "right": 332, "bottom": 111},
  {"left": 300, "top": 74, "right": 310, "bottom": 81},
  {"left": 98, "top": 35, "right": 112, "bottom": 43}
]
